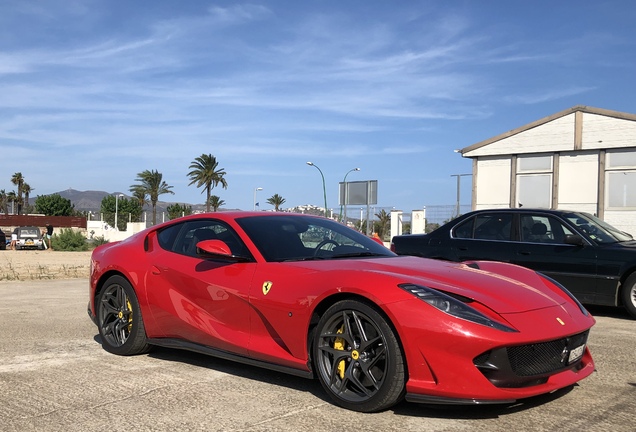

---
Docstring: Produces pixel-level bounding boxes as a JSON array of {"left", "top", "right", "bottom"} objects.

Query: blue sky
[{"left": 2, "top": 1, "right": 635, "bottom": 214}]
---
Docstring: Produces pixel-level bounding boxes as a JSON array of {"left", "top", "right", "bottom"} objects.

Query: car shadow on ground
[
  {"left": 92, "top": 333, "right": 579, "bottom": 418},
  {"left": 148, "top": 345, "right": 330, "bottom": 402},
  {"left": 391, "top": 385, "right": 575, "bottom": 419}
]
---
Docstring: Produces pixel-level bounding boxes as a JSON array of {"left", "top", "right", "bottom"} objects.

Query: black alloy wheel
[
  {"left": 97, "top": 275, "right": 150, "bottom": 355},
  {"left": 313, "top": 300, "right": 405, "bottom": 412}
]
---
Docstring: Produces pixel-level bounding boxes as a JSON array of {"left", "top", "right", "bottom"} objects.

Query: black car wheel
[
  {"left": 313, "top": 300, "right": 405, "bottom": 412},
  {"left": 97, "top": 275, "right": 150, "bottom": 355},
  {"left": 621, "top": 274, "right": 636, "bottom": 319}
]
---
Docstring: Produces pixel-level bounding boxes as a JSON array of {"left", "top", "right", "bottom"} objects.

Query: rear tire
[
  {"left": 313, "top": 300, "right": 405, "bottom": 412},
  {"left": 621, "top": 274, "right": 636, "bottom": 319},
  {"left": 97, "top": 275, "right": 150, "bottom": 355}
]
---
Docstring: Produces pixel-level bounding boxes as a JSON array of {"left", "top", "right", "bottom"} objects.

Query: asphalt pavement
[{"left": 0, "top": 279, "right": 634, "bottom": 432}]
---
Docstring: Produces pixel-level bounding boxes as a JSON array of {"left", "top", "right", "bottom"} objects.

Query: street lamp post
[
  {"left": 253, "top": 187, "right": 263, "bottom": 210},
  {"left": 114, "top": 193, "right": 124, "bottom": 231},
  {"left": 340, "top": 167, "right": 360, "bottom": 224},
  {"left": 306, "top": 162, "right": 328, "bottom": 217}
]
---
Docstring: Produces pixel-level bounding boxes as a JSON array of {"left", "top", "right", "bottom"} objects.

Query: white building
[{"left": 459, "top": 105, "right": 636, "bottom": 235}]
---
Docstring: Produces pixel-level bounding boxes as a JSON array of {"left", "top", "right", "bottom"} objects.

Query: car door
[
  {"left": 144, "top": 219, "right": 256, "bottom": 356},
  {"left": 511, "top": 214, "right": 598, "bottom": 304},
  {"left": 448, "top": 212, "right": 514, "bottom": 263}
]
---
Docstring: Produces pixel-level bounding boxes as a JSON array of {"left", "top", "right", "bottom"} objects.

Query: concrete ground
[{"left": 0, "top": 279, "right": 634, "bottom": 432}]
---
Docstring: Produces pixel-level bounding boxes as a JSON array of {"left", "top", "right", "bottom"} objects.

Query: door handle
[
  {"left": 518, "top": 251, "right": 531, "bottom": 255},
  {"left": 151, "top": 265, "right": 164, "bottom": 275}
]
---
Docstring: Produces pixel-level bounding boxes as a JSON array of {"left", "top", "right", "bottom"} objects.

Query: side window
[
  {"left": 165, "top": 220, "right": 249, "bottom": 258},
  {"left": 453, "top": 218, "right": 474, "bottom": 239},
  {"left": 473, "top": 214, "right": 512, "bottom": 241},
  {"left": 157, "top": 223, "right": 183, "bottom": 251},
  {"left": 520, "top": 215, "right": 573, "bottom": 244}
]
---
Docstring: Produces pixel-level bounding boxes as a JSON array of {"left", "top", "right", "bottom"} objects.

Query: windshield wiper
[
  {"left": 331, "top": 252, "right": 388, "bottom": 259},
  {"left": 281, "top": 256, "right": 327, "bottom": 262}
]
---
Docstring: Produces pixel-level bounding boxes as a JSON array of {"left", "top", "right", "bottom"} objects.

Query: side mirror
[
  {"left": 564, "top": 234, "right": 585, "bottom": 246},
  {"left": 196, "top": 239, "right": 251, "bottom": 262},
  {"left": 197, "top": 239, "right": 233, "bottom": 257}
]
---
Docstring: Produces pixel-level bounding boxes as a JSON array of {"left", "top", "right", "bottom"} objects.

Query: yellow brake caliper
[
  {"left": 334, "top": 325, "right": 346, "bottom": 379},
  {"left": 126, "top": 298, "right": 133, "bottom": 332}
]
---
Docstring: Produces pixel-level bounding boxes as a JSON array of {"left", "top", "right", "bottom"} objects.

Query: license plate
[
  {"left": 568, "top": 344, "right": 585, "bottom": 363},
  {"left": 26, "top": 239, "right": 34, "bottom": 245}
]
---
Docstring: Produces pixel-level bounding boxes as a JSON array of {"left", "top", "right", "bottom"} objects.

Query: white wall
[
  {"left": 557, "top": 152, "right": 598, "bottom": 207},
  {"left": 87, "top": 221, "right": 146, "bottom": 242},
  {"left": 465, "top": 114, "right": 576, "bottom": 157},
  {"left": 475, "top": 156, "right": 511, "bottom": 208},
  {"left": 581, "top": 113, "right": 636, "bottom": 150}
]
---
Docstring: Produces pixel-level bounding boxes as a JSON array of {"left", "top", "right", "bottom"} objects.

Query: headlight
[{"left": 398, "top": 283, "right": 517, "bottom": 332}]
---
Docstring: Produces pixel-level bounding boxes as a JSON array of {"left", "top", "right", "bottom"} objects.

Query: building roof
[{"left": 459, "top": 105, "right": 636, "bottom": 157}]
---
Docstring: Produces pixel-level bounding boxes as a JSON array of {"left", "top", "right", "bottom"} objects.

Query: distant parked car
[
  {"left": 391, "top": 208, "right": 636, "bottom": 319},
  {"left": 15, "top": 226, "right": 45, "bottom": 250},
  {"left": 0, "top": 230, "right": 6, "bottom": 250}
]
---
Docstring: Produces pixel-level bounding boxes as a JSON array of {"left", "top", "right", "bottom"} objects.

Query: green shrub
[
  {"left": 90, "top": 236, "right": 108, "bottom": 247},
  {"left": 51, "top": 228, "right": 89, "bottom": 251}
]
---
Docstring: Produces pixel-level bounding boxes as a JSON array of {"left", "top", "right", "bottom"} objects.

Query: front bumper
[{"left": 384, "top": 299, "right": 596, "bottom": 404}]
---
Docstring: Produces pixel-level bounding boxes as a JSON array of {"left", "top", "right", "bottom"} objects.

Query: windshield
[
  {"left": 236, "top": 215, "right": 396, "bottom": 262},
  {"left": 563, "top": 212, "right": 633, "bottom": 244}
]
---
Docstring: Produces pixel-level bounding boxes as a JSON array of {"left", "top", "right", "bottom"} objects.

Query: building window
[
  {"left": 606, "top": 149, "right": 636, "bottom": 209},
  {"left": 517, "top": 155, "right": 552, "bottom": 208}
]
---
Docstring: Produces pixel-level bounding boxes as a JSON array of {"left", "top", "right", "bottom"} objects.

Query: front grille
[
  {"left": 508, "top": 331, "right": 588, "bottom": 376},
  {"left": 474, "top": 331, "right": 589, "bottom": 388}
]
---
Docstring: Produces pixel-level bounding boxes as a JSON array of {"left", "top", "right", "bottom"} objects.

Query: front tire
[
  {"left": 313, "top": 300, "right": 405, "bottom": 412},
  {"left": 621, "top": 274, "right": 636, "bottom": 319},
  {"left": 97, "top": 275, "right": 150, "bottom": 355}
]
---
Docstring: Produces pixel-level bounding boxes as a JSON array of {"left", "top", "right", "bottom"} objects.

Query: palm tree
[
  {"left": 208, "top": 195, "right": 225, "bottom": 212},
  {"left": 374, "top": 209, "right": 391, "bottom": 241},
  {"left": 0, "top": 190, "right": 7, "bottom": 215},
  {"left": 22, "top": 183, "right": 33, "bottom": 211},
  {"left": 7, "top": 191, "right": 18, "bottom": 215},
  {"left": 267, "top": 194, "right": 286, "bottom": 211},
  {"left": 130, "top": 185, "right": 148, "bottom": 221},
  {"left": 130, "top": 169, "right": 174, "bottom": 225},
  {"left": 187, "top": 154, "right": 228, "bottom": 212},
  {"left": 10, "top": 172, "right": 24, "bottom": 215}
]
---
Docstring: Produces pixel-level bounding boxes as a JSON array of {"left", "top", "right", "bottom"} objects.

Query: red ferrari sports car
[{"left": 88, "top": 212, "right": 595, "bottom": 412}]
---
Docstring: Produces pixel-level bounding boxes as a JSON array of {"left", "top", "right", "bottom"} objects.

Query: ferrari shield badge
[{"left": 262, "top": 281, "right": 273, "bottom": 296}]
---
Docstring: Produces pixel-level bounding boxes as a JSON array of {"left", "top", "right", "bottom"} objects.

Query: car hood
[{"left": 288, "top": 256, "right": 565, "bottom": 314}]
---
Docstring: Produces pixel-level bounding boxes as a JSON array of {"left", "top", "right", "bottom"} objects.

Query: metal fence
[{"left": 423, "top": 204, "right": 472, "bottom": 225}]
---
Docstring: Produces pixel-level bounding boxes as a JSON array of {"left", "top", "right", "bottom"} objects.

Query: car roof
[
  {"left": 462, "top": 208, "right": 585, "bottom": 217},
  {"left": 147, "top": 211, "right": 324, "bottom": 231}
]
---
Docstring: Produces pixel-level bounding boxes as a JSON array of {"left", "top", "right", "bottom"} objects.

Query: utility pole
[{"left": 450, "top": 174, "right": 472, "bottom": 218}]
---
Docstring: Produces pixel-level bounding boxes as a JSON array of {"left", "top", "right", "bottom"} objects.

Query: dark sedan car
[{"left": 391, "top": 208, "right": 636, "bottom": 319}]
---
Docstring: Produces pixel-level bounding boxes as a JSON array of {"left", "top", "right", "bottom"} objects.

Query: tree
[
  {"left": 10, "top": 172, "right": 24, "bottom": 214},
  {"left": 130, "top": 185, "right": 148, "bottom": 221},
  {"left": 100, "top": 195, "right": 142, "bottom": 230},
  {"left": 0, "top": 190, "right": 7, "bottom": 215},
  {"left": 167, "top": 203, "right": 192, "bottom": 220},
  {"left": 34, "top": 194, "right": 75, "bottom": 216},
  {"left": 187, "top": 154, "right": 228, "bottom": 212},
  {"left": 130, "top": 169, "right": 174, "bottom": 225},
  {"left": 374, "top": 209, "right": 391, "bottom": 241},
  {"left": 267, "top": 194, "right": 286, "bottom": 211},
  {"left": 22, "top": 183, "right": 33, "bottom": 214},
  {"left": 208, "top": 195, "right": 225, "bottom": 212},
  {"left": 7, "top": 191, "right": 17, "bottom": 214}
]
